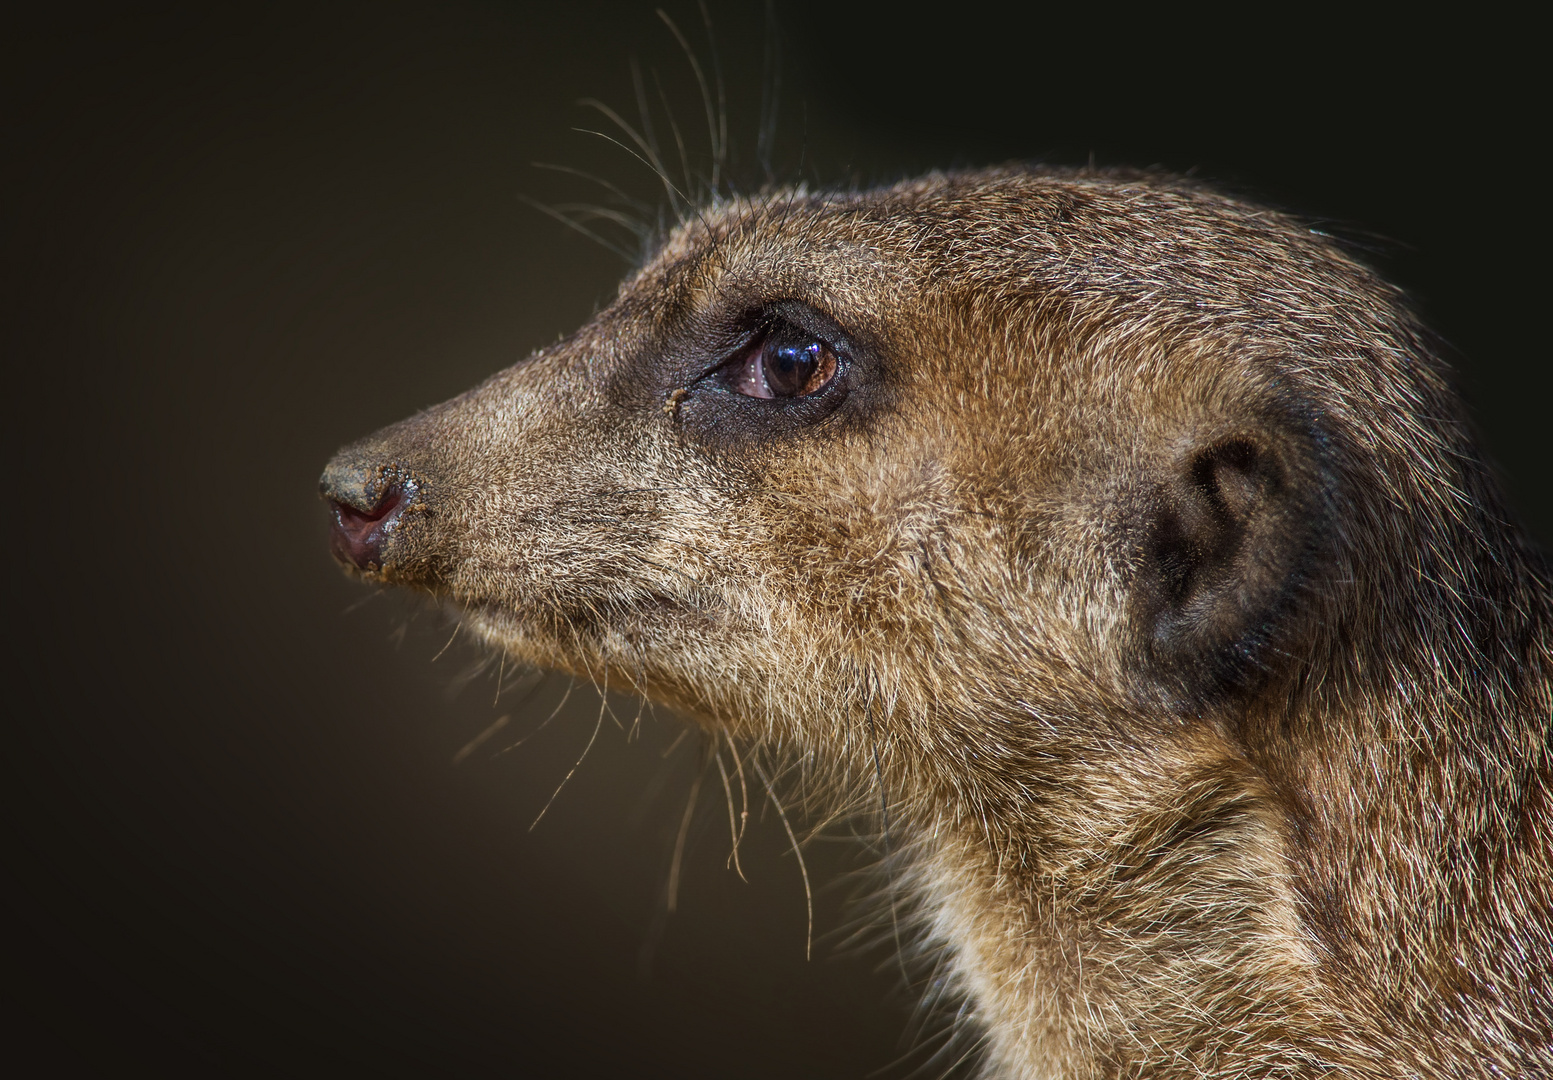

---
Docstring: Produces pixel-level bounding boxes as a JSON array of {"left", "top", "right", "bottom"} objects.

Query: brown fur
[{"left": 322, "top": 167, "right": 1552, "bottom": 1078}]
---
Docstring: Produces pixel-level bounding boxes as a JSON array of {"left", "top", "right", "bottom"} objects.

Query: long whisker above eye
[
  {"left": 656, "top": 8, "right": 720, "bottom": 199},
  {"left": 531, "top": 161, "right": 655, "bottom": 215},
  {"left": 650, "top": 66, "right": 694, "bottom": 221},
  {"left": 576, "top": 99, "right": 689, "bottom": 215},
  {"left": 515, "top": 191, "right": 637, "bottom": 263},
  {"left": 756, "top": 0, "right": 781, "bottom": 185},
  {"left": 695, "top": 0, "right": 728, "bottom": 197},
  {"left": 548, "top": 203, "right": 653, "bottom": 238},
  {"left": 627, "top": 55, "right": 664, "bottom": 199}
]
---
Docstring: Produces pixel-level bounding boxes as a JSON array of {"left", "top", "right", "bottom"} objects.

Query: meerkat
[{"left": 321, "top": 167, "right": 1552, "bottom": 1078}]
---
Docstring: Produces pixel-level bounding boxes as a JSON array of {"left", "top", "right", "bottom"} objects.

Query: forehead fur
[{"left": 627, "top": 169, "right": 1426, "bottom": 427}]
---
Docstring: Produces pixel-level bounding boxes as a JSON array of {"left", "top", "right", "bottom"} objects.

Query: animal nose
[{"left": 320, "top": 466, "right": 416, "bottom": 572}]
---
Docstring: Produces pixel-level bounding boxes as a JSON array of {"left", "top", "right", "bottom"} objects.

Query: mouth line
[{"left": 457, "top": 586, "right": 716, "bottom": 640}]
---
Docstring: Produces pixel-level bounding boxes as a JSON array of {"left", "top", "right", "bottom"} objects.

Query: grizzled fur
[{"left": 322, "top": 168, "right": 1552, "bottom": 1078}]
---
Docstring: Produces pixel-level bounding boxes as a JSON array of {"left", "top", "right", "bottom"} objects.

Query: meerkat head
[
  {"left": 320, "top": 167, "right": 1490, "bottom": 799},
  {"left": 321, "top": 162, "right": 1553, "bottom": 1078}
]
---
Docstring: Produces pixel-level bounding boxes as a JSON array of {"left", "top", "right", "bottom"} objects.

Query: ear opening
[{"left": 1142, "top": 431, "right": 1322, "bottom": 698}]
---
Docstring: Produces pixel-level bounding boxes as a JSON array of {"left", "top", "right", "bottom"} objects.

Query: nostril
[
  {"left": 327, "top": 481, "right": 410, "bottom": 571},
  {"left": 335, "top": 487, "right": 403, "bottom": 531}
]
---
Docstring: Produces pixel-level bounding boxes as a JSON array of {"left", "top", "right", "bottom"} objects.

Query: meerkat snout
[{"left": 322, "top": 167, "right": 1552, "bottom": 1079}]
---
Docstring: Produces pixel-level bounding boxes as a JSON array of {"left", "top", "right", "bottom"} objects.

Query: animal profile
[{"left": 321, "top": 50, "right": 1551, "bottom": 1077}]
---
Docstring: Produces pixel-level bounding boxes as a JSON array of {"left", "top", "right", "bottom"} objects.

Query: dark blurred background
[{"left": 6, "top": 3, "right": 1545, "bottom": 1075}]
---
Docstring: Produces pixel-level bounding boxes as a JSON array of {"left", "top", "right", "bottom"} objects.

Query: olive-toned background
[{"left": 8, "top": 3, "right": 1544, "bottom": 1075}]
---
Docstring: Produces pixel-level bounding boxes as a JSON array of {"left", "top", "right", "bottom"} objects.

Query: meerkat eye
[{"left": 724, "top": 328, "right": 840, "bottom": 399}]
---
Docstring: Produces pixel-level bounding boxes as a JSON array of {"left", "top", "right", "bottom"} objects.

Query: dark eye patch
[{"left": 664, "top": 301, "right": 869, "bottom": 447}]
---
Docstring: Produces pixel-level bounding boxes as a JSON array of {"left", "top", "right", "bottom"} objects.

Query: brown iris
[{"left": 726, "top": 331, "right": 839, "bottom": 399}]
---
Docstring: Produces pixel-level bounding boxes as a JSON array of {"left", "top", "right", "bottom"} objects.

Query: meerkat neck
[{"left": 891, "top": 633, "right": 1552, "bottom": 1078}]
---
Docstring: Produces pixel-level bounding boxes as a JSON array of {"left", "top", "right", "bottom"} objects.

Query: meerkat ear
[{"left": 1141, "top": 432, "right": 1316, "bottom": 695}]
